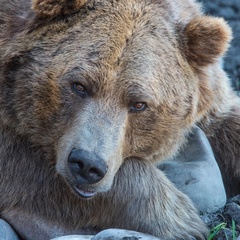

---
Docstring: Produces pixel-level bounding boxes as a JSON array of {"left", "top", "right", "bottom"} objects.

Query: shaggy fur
[
  {"left": 0, "top": 0, "right": 239, "bottom": 239},
  {"left": 32, "top": 0, "right": 87, "bottom": 17}
]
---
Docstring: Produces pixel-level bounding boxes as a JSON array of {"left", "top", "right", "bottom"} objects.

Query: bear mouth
[{"left": 73, "top": 185, "right": 97, "bottom": 199}]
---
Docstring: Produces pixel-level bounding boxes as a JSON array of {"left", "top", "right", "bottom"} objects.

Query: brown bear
[{"left": 0, "top": 0, "right": 239, "bottom": 239}]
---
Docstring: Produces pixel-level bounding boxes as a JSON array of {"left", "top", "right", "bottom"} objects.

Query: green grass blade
[
  {"left": 207, "top": 222, "right": 227, "bottom": 240},
  {"left": 232, "top": 219, "right": 236, "bottom": 240}
]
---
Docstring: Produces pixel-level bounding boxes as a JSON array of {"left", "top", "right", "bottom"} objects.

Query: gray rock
[
  {"left": 228, "top": 194, "right": 240, "bottom": 205},
  {"left": 158, "top": 126, "right": 226, "bottom": 213},
  {"left": 51, "top": 229, "right": 162, "bottom": 240},
  {"left": 52, "top": 235, "right": 93, "bottom": 240},
  {"left": 226, "top": 202, "right": 240, "bottom": 225},
  {"left": 0, "top": 219, "right": 19, "bottom": 240},
  {"left": 92, "top": 229, "right": 161, "bottom": 240}
]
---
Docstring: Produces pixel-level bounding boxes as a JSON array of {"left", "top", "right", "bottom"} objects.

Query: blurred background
[{"left": 199, "top": 0, "right": 240, "bottom": 92}]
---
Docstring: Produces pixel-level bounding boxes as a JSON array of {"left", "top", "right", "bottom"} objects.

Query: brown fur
[
  {"left": 32, "top": 0, "right": 87, "bottom": 18},
  {"left": 183, "top": 16, "right": 232, "bottom": 67},
  {"left": 203, "top": 107, "right": 240, "bottom": 196},
  {"left": 0, "top": 0, "right": 239, "bottom": 239}
]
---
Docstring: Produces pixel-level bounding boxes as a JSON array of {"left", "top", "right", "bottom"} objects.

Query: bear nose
[{"left": 68, "top": 149, "right": 107, "bottom": 184}]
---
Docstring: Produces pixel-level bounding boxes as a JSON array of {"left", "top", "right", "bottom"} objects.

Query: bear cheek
[
  {"left": 122, "top": 102, "right": 192, "bottom": 162},
  {"left": 122, "top": 114, "right": 160, "bottom": 159}
]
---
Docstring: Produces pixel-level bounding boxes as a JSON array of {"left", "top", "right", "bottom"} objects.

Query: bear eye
[
  {"left": 73, "top": 82, "right": 87, "bottom": 96},
  {"left": 130, "top": 102, "right": 147, "bottom": 112}
]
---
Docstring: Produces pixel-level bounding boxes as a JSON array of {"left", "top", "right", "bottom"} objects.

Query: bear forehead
[
  {"left": 38, "top": 0, "right": 176, "bottom": 65},
  {"left": 24, "top": 0, "right": 196, "bottom": 101}
]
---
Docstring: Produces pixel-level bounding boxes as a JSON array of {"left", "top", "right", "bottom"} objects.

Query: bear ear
[
  {"left": 32, "top": 0, "right": 87, "bottom": 18},
  {"left": 182, "top": 16, "right": 232, "bottom": 68}
]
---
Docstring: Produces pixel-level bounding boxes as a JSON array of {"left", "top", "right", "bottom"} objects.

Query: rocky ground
[
  {"left": 201, "top": 195, "right": 240, "bottom": 239},
  {"left": 200, "top": 0, "right": 240, "bottom": 92}
]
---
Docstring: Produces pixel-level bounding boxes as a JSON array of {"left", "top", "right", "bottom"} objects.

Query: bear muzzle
[{"left": 68, "top": 148, "right": 108, "bottom": 198}]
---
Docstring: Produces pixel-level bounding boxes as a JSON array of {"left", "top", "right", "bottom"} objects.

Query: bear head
[{"left": 0, "top": 0, "right": 231, "bottom": 198}]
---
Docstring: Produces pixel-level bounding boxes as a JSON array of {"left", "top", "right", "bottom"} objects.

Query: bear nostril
[
  {"left": 68, "top": 149, "right": 107, "bottom": 184},
  {"left": 77, "top": 161, "right": 84, "bottom": 171},
  {"left": 71, "top": 160, "right": 84, "bottom": 173},
  {"left": 88, "top": 167, "right": 104, "bottom": 179}
]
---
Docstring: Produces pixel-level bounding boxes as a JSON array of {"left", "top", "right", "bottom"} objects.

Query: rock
[
  {"left": 51, "top": 229, "right": 161, "bottom": 240},
  {"left": 92, "top": 229, "right": 161, "bottom": 240},
  {"left": 0, "top": 219, "right": 19, "bottom": 240},
  {"left": 226, "top": 203, "right": 240, "bottom": 225},
  {"left": 228, "top": 194, "right": 240, "bottom": 205},
  {"left": 52, "top": 235, "right": 93, "bottom": 240},
  {"left": 158, "top": 126, "right": 226, "bottom": 213}
]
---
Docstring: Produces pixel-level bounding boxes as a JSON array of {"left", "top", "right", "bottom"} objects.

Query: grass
[
  {"left": 207, "top": 220, "right": 237, "bottom": 240},
  {"left": 232, "top": 219, "right": 236, "bottom": 240},
  {"left": 208, "top": 222, "right": 227, "bottom": 240}
]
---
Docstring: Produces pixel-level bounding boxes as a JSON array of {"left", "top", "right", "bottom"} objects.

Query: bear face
[{"left": 0, "top": 0, "right": 231, "bottom": 198}]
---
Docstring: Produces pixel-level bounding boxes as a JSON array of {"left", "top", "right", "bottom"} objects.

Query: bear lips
[{"left": 73, "top": 185, "right": 97, "bottom": 199}]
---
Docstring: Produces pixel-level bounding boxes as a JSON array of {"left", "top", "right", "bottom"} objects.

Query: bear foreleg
[
  {"left": 97, "top": 159, "right": 208, "bottom": 240},
  {"left": 202, "top": 105, "right": 240, "bottom": 197}
]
